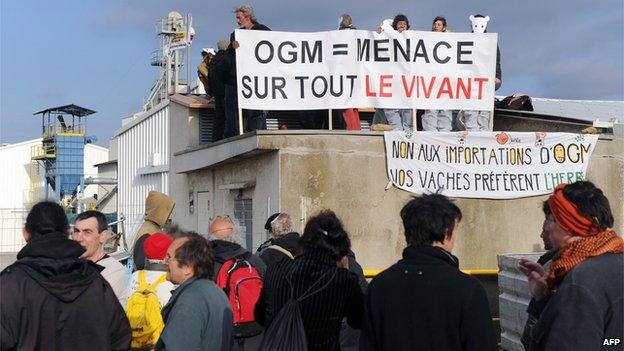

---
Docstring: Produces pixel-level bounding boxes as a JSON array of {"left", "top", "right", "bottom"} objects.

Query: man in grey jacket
[{"left": 156, "top": 233, "right": 233, "bottom": 351}]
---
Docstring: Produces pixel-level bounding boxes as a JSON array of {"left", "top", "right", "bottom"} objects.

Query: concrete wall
[
  {"left": 173, "top": 132, "right": 623, "bottom": 271},
  {"left": 170, "top": 152, "right": 280, "bottom": 250},
  {"left": 265, "top": 133, "right": 624, "bottom": 271}
]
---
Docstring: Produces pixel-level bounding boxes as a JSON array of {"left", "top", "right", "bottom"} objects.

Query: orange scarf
[{"left": 547, "top": 230, "right": 623, "bottom": 288}]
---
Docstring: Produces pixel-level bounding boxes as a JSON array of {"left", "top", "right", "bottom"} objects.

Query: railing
[
  {"left": 43, "top": 122, "right": 86, "bottom": 139},
  {"left": 364, "top": 268, "right": 498, "bottom": 278}
]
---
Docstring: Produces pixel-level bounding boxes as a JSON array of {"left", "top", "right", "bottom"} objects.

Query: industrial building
[
  {"left": 0, "top": 138, "right": 108, "bottom": 253},
  {"left": 113, "top": 90, "right": 624, "bottom": 270}
]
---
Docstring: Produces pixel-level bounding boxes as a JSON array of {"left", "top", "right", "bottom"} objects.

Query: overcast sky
[{"left": 1, "top": 0, "right": 622, "bottom": 147}]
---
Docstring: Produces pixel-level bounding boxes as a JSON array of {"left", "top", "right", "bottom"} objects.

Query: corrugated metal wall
[{"left": 117, "top": 103, "right": 170, "bottom": 242}]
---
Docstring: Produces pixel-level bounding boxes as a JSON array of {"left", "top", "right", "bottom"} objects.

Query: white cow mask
[{"left": 469, "top": 15, "right": 489, "bottom": 33}]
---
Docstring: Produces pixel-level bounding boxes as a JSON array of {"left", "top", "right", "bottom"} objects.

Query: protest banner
[
  {"left": 235, "top": 29, "right": 497, "bottom": 111},
  {"left": 384, "top": 131, "right": 599, "bottom": 199}
]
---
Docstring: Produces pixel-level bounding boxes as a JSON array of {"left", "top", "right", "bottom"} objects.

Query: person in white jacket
[{"left": 72, "top": 210, "right": 127, "bottom": 305}]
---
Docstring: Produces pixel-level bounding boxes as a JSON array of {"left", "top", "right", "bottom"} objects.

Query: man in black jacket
[
  {"left": 209, "top": 39, "right": 229, "bottom": 142},
  {"left": 258, "top": 212, "right": 300, "bottom": 269},
  {"left": 360, "top": 193, "right": 497, "bottom": 351},
  {"left": 1, "top": 201, "right": 131, "bottom": 351},
  {"left": 223, "top": 4, "right": 271, "bottom": 138}
]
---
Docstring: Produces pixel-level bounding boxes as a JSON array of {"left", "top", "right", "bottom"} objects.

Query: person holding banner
[
  {"left": 224, "top": 5, "right": 271, "bottom": 138},
  {"left": 337, "top": 13, "right": 362, "bottom": 131},
  {"left": 458, "top": 14, "right": 502, "bottom": 131},
  {"left": 422, "top": 16, "right": 455, "bottom": 132},
  {"left": 376, "top": 14, "right": 414, "bottom": 132},
  {"left": 518, "top": 181, "right": 623, "bottom": 351}
]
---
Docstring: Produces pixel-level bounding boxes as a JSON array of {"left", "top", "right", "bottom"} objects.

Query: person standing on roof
[
  {"left": 336, "top": 14, "right": 362, "bottom": 131},
  {"left": 198, "top": 48, "right": 215, "bottom": 98},
  {"left": 458, "top": 14, "right": 502, "bottom": 131},
  {"left": 1, "top": 201, "right": 131, "bottom": 351},
  {"left": 132, "top": 191, "right": 175, "bottom": 271},
  {"left": 72, "top": 210, "right": 127, "bottom": 304},
  {"left": 375, "top": 14, "right": 414, "bottom": 132},
  {"left": 258, "top": 212, "right": 300, "bottom": 269},
  {"left": 422, "top": 16, "right": 455, "bottom": 132},
  {"left": 209, "top": 40, "right": 230, "bottom": 142},
  {"left": 223, "top": 4, "right": 271, "bottom": 138}
]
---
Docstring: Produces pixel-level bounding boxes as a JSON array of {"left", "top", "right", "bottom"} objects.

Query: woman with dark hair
[
  {"left": 519, "top": 181, "right": 623, "bottom": 351},
  {"left": 254, "top": 210, "right": 363, "bottom": 350}
]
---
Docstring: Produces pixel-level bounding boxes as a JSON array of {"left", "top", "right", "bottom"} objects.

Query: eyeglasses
[{"left": 164, "top": 253, "right": 177, "bottom": 264}]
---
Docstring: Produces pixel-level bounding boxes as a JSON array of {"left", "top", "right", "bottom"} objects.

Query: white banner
[
  {"left": 235, "top": 29, "right": 497, "bottom": 110},
  {"left": 384, "top": 131, "right": 598, "bottom": 199}
]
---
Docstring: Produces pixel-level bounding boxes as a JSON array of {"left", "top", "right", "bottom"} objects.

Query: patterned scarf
[{"left": 547, "top": 230, "right": 623, "bottom": 288}]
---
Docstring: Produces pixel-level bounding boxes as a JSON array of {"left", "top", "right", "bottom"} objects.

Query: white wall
[
  {"left": 116, "top": 102, "right": 170, "bottom": 243},
  {"left": 0, "top": 139, "right": 108, "bottom": 252}
]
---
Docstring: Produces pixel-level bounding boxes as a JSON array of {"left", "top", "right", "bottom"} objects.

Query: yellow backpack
[{"left": 126, "top": 271, "right": 167, "bottom": 349}]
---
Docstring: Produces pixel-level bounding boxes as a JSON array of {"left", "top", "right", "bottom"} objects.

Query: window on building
[{"left": 233, "top": 198, "right": 253, "bottom": 250}]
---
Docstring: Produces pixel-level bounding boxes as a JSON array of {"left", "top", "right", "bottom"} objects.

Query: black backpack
[{"left": 258, "top": 268, "right": 337, "bottom": 351}]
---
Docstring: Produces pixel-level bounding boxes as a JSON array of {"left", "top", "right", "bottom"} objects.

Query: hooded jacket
[
  {"left": 209, "top": 239, "right": 267, "bottom": 278},
  {"left": 133, "top": 191, "right": 175, "bottom": 270},
  {"left": 1, "top": 233, "right": 131, "bottom": 351}
]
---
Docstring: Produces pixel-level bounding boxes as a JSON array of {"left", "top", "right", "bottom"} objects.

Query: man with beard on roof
[
  {"left": 1, "top": 201, "right": 130, "bottom": 351},
  {"left": 133, "top": 191, "right": 175, "bottom": 271}
]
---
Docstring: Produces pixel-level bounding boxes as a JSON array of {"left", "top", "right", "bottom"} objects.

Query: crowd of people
[
  {"left": 197, "top": 6, "right": 503, "bottom": 143},
  {"left": 1, "top": 179, "right": 621, "bottom": 350}
]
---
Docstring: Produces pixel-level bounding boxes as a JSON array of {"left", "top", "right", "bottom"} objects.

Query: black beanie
[{"left": 265, "top": 213, "right": 281, "bottom": 231}]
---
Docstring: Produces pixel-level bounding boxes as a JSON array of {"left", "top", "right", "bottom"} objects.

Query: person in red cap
[
  {"left": 519, "top": 181, "right": 623, "bottom": 351},
  {"left": 126, "top": 232, "right": 175, "bottom": 309}
]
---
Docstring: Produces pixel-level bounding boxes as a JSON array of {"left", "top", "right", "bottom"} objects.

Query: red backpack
[{"left": 215, "top": 255, "right": 263, "bottom": 337}]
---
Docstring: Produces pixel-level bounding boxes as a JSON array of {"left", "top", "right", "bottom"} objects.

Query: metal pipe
[
  {"left": 187, "top": 14, "right": 192, "bottom": 94},
  {"left": 84, "top": 177, "right": 117, "bottom": 185}
]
